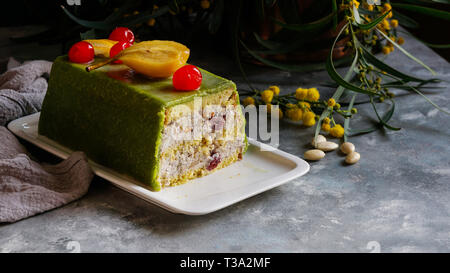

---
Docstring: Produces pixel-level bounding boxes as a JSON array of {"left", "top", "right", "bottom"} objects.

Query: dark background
[{"left": 0, "top": 0, "right": 449, "bottom": 63}]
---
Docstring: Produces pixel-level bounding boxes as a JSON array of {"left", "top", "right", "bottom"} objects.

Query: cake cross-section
[{"left": 38, "top": 56, "right": 247, "bottom": 191}]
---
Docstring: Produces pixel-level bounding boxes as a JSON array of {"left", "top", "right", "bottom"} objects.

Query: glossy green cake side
[{"left": 39, "top": 56, "right": 238, "bottom": 191}]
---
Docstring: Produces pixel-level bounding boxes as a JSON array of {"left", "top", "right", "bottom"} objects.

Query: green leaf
[
  {"left": 242, "top": 42, "right": 323, "bottom": 71},
  {"left": 314, "top": 23, "right": 357, "bottom": 142},
  {"left": 419, "top": 42, "right": 450, "bottom": 49},
  {"left": 347, "top": 126, "right": 380, "bottom": 136},
  {"left": 255, "top": 0, "right": 266, "bottom": 19},
  {"left": 394, "top": 11, "right": 420, "bottom": 29},
  {"left": 121, "top": 6, "right": 170, "bottom": 27},
  {"left": 370, "top": 97, "right": 401, "bottom": 131},
  {"left": 397, "top": 0, "right": 449, "bottom": 5},
  {"left": 377, "top": 29, "right": 437, "bottom": 75},
  {"left": 391, "top": 3, "right": 450, "bottom": 21},
  {"left": 326, "top": 55, "right": 379, "bottom": 96},
  {"left": 253, "top": 32, "right": 285, "bottom": 50},
  {"left": 357, "top": 9, "right": 391, "bottom": 30},
  {"left": 402, "top": 86, "right": 450, "bottom": 115},
  {"left": 273, "top": 11, "right": 336, "bottom": 33},
  {"left": 61, "top": 5, "right": 111, "bottom": 30},
  {"left": 103, "top": 1, "right": 140, "bottom": 24},
  {"left": 343, "top": 94, "right": 357, "bottom": 142},
  {"left": 382, "top": 99, "right": 396, "bottom": 124},
  {"left": 382, "top": 83, "right": 444, "bottom": 90},
  {"left": 325, "top": 26, "right": 379, "bottom": 96},
  {"left": 79, "top": 28, "right": 97, "bottom": 40},
  {"left": 348, "top": 98, "right": 399, "bottom": 135},
  {"left": 332, "top": 0, "right": 338, "bottom": 30},
  {"left": 431, "top": 0, "right": 450, "bottom": 4},
  {"left": 360, "top": 44, "right": 433, "bottom": 83},
  {"left": 241, "top": 40, "right": 352, "bottom": 72}
]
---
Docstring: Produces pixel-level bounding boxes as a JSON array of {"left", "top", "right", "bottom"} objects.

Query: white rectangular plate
[{"left": 8, "top": 113, "right": 309, "bottom": 215}]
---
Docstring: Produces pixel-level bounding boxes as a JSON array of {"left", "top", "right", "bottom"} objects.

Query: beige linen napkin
[{"left": 0, "top": 58, "right": 93, "bottom": 223}]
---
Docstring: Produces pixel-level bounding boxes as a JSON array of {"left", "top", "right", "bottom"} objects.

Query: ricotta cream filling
[{"left": 158, "top": 105, "right": 246, "bottom": 185}]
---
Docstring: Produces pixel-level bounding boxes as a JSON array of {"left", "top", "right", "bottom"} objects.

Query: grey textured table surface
[{"left": 0, "top": 26, "right": 449, "bottom": 253}]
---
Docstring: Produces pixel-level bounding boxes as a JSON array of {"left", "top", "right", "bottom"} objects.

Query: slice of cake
[{"left": 38, "top": 56, "right": 247, "bottom": 191}]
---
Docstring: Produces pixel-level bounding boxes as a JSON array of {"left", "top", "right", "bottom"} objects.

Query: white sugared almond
[
  {"left": 340, "top": 142, "right": 355, "bottom": 154},
  {"left": 311, "top": 135, "right": 326, "bottom": 147},
  {"left": 345, "top": 152, "right": 360, "bottom": 164},
  {"left": 304, "top": 149, "right": 325, "bottom": 161},
  {"left": 317, "top": 141, "right": 339, "bottom": 152}
]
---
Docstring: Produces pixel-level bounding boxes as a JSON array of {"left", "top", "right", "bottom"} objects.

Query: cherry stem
[{"left": 85, "top": 58, "right": 116, "bottom": 72}]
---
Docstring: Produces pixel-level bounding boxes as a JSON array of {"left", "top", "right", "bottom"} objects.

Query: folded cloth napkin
[
  {"left": 0, "top": 57, "right": 53, "bottom": 126},
  {"left": 0, "top": 58, "right": 94, "bottom": 223}
]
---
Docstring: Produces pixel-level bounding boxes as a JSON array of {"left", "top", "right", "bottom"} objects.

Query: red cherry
[
  {"left": 109, "top": 41, "right": 132, "bottom": 64},
  {"left": 109, "top": 27, "right": 135, "bottom": 44},
  {"left": 68, "top": 41, "right": 94, "bottom": 64},
  {"left": 172, "top": 65, "right": 202, "bottom": 91}
]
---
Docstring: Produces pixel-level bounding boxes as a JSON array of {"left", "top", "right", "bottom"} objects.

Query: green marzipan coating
[{"left": 38, "top": 56, "right": 240, "bottom": 191}]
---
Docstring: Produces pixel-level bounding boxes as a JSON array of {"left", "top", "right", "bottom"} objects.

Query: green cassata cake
[{"left": 39, "top": 55, "right": 247, "bottom": 191}]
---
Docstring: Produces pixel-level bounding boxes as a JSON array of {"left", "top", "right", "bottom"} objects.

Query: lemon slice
[
  {"left": 84, "top": 39, "right": 118, "bottom": 57},
  {"left": 117, "top": 40, "right": 190, "bottom": 78}
]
